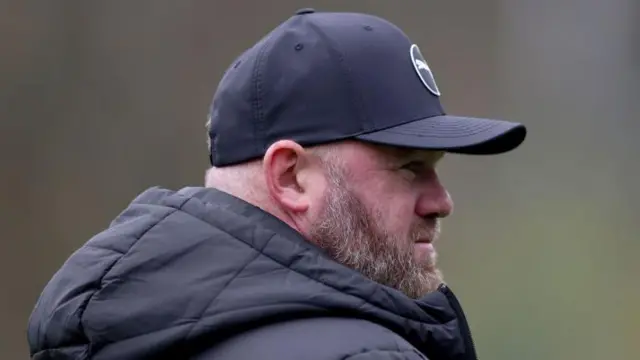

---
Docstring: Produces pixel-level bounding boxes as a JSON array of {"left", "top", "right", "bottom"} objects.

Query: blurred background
[{"left": 1, "top": 1, "right": 638, "bottom": 359}]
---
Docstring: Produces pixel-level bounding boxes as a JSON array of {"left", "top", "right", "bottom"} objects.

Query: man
[{"left": 28, "top": 8, "right": 526, "bottom": 360}]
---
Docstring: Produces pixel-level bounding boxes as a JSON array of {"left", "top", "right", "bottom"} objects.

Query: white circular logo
[{"left": 410, "top": 44, "right": 440, "bottom": 97}]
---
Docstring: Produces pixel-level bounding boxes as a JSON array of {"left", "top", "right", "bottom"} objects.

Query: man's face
[{"left": 308, "top": 142, "right": 453, "bottom": 299}]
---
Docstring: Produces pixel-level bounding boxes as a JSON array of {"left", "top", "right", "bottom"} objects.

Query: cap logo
[{"left": 410, "top": 44, "right": 440, "bottom": 97}]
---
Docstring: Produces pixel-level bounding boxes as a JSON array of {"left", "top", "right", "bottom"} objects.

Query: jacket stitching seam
[
  {"left": 82, "top": 207, "right": 185, "bottom": 357},
  {"left": 181, "top": 232, "right": 277, "bottom": 344}
]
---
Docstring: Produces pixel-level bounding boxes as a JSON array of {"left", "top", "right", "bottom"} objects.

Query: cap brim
[{"left": 355, "top": 115, "right": 527, "bottom": 155}]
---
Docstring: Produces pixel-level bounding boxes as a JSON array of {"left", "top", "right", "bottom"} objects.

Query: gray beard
[{"left": 309, "top": 161, "right": 443, "bottom": 299}]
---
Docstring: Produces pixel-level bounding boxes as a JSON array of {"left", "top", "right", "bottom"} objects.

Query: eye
[
  {"left": 401, "top": 161, "right": 425, "bottom": 173},
  {"left": 398, "top": 161, "right": 425, "bottom": 180}
]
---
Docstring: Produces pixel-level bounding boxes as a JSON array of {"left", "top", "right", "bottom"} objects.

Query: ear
[{"left": 262, "top": 140, "right": 311, "bottom": 214}]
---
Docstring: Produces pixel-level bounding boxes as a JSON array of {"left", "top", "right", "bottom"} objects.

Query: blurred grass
[{"left": 438, "top": 191, "right": 638, "bottom": 360}]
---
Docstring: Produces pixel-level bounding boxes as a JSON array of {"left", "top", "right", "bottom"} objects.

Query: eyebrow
[{"left": 383, "top": 147, "right": 445, "bottom": 165}]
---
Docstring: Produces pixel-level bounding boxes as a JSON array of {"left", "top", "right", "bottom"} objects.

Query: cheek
[
  {"left": 358, "top": 178, "right": 418, "bottom": 232},
  {"left": 382, "top": 198, "right": 416, "bottom": 234}
]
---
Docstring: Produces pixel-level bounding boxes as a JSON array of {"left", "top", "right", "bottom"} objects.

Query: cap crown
[{"left": 208, "top": 10, "right": 444, "bottom": 166}]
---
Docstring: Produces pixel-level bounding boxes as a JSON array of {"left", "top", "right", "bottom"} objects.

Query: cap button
[{"left": 295, "top": 8, "right": 315, "bottom": 15}]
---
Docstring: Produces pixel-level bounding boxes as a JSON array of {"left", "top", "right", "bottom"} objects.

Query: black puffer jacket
[{"left": 28, "top": 187, "right": 479, "bottom": 360}]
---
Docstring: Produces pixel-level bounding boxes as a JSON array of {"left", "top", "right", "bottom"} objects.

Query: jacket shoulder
[{"left": 193, "top": 317, "right": 428, "bottom": 360}]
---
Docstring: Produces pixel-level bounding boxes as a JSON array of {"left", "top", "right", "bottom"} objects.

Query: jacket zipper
[{"left": 438, "top": 284, "right": 479, "bottom": 360}]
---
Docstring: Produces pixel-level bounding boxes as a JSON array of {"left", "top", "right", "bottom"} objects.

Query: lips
[
  {"left": 413, "top": 224, "right": 439, "bottom": 245},
  {"left": 414, "top": 242, "right": 436, "bottom": 261}
]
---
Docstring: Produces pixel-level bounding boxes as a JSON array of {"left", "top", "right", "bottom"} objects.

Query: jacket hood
[{"left": 28, "top": 187, "right": 476, "bottom": 360}]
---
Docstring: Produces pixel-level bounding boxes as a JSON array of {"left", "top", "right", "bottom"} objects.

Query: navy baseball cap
[{"left": 207, "top": 8, "right": 527, "bottom": 166}]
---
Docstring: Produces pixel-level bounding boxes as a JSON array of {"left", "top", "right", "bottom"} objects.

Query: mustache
[{"left": 410, "top": 219, "right": 441, "bottom": 242}]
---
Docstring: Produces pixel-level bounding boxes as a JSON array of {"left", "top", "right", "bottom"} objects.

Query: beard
[{"left": 309, "top": 160, "right": 444, "bottom": 299}]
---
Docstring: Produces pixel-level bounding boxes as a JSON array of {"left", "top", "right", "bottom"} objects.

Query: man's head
[
  {"left": 206, "top": 139, "right": 450, "bottom": 298},
  {"left": 203, "top": 9, "right": 527, "bottom": 298},
  {"left": 309, "top": 142, "right": 451, "bottom": 298}
]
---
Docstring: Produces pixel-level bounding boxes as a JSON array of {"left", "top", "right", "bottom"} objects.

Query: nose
[{"left": 415, "top": 172, "right": 454, "bottom": 219}]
